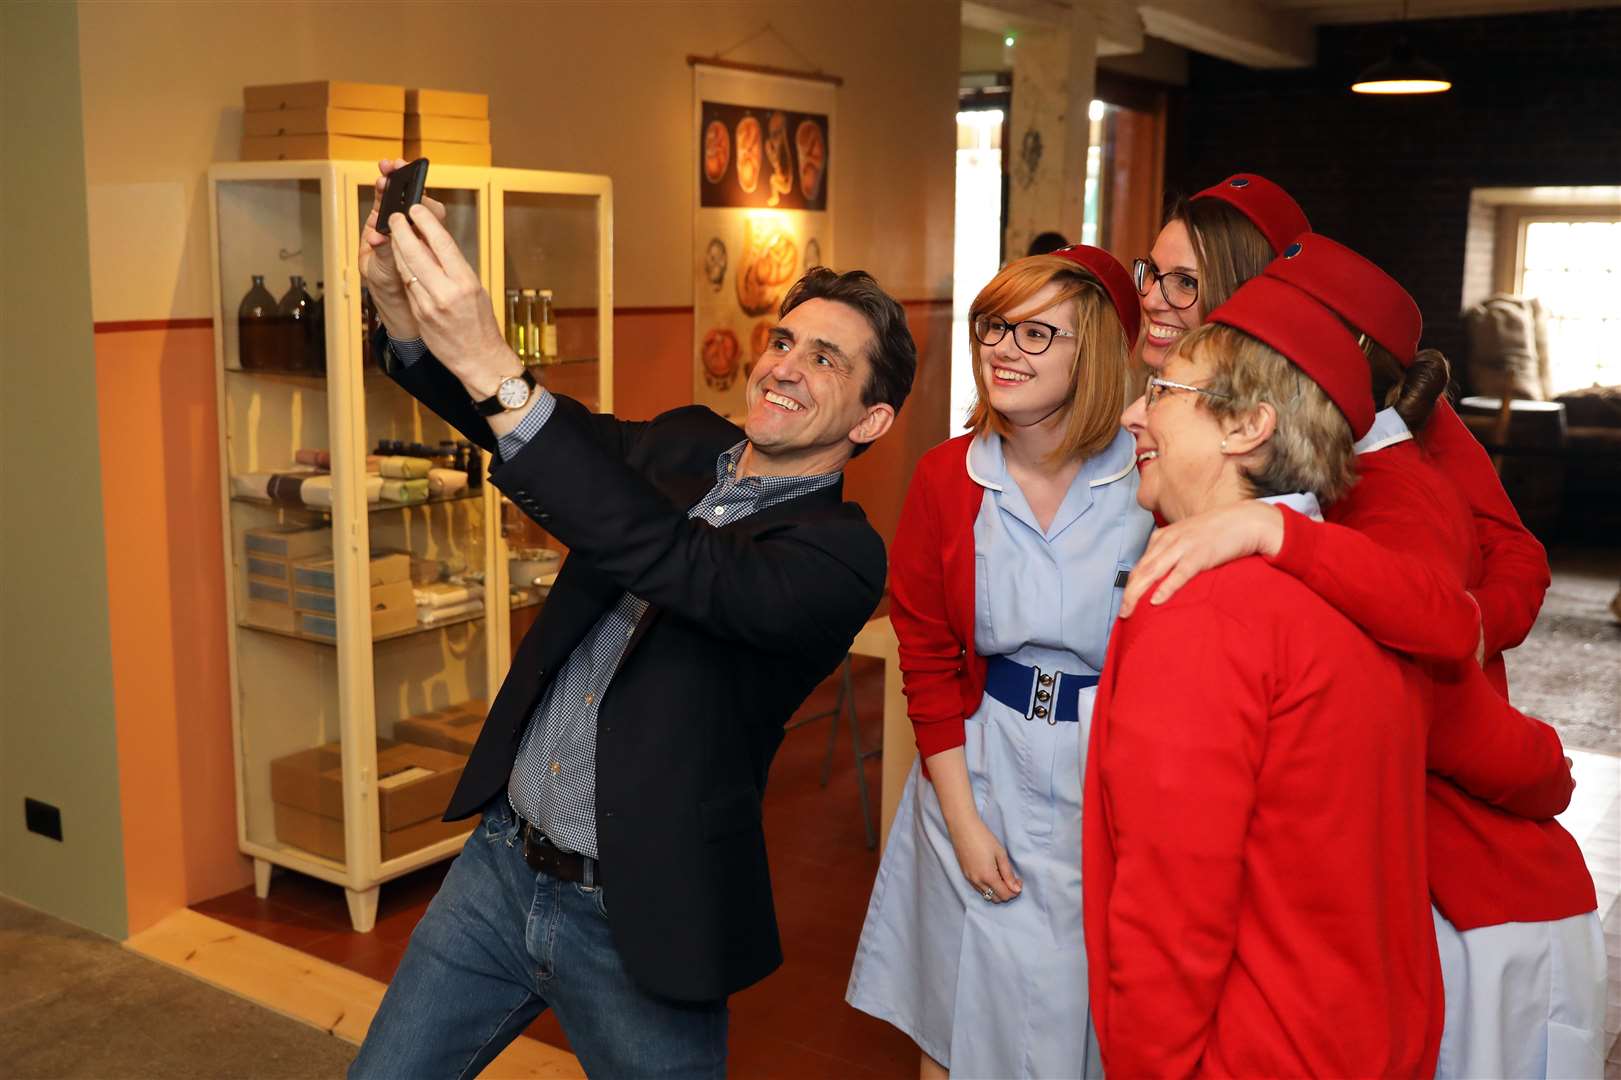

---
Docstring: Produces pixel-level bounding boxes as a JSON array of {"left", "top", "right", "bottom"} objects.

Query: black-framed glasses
[
  {"left": 1132, "top": 258, "right": 1200, "bottom": 311},
  {"left": 971, "top": 313, "right": 1077, "bottom": 356},
  {"left": 1145, "top": 376, "right": 1230, "bottom": 408}
]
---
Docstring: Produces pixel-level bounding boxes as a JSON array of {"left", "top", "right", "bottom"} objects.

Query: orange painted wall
[{"left": 96, "top": 325, "right": 246, "bottom": 932}]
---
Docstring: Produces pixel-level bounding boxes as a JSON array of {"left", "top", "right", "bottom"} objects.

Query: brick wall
[{"left": 1166, "top": 9, "right": 1621, "bottom": 367}]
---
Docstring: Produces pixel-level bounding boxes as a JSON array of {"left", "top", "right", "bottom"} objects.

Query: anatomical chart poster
[{"left": 692, "top": 62, "right": 834, "bottom": 418}]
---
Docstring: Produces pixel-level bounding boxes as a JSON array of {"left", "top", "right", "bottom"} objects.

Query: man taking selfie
[{"left": 348, "top": 160, "right": 916, "bottom": 1079}]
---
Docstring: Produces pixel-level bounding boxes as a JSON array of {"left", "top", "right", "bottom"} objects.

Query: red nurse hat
[
  {"left": 1261, "top": 233, "right": 1423, "bottom": 366},
  {"left": 1192, "top": 173, "right": 1311, "bottom": 256},
  {"left": 1207, "top": 276, "right": 1376, "bottom": 439},
  {"left": 1049, "top": 243, "right": 1141, "bottom": 349}
]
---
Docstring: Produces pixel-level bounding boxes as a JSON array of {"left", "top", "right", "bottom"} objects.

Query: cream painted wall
[
  {"left": 77, "top": 0, "right": 959, "bottom": 322},
  {"left": 2, "top": 0, "right": 129, "bottom": 939}
]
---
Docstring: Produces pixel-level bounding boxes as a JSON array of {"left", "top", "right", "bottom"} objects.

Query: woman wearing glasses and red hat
[
  {"left": 1134, "top": 173, "right": 1310, "bottom": 370},
  {"left": 1084, "top": 277, "right": 1447, "bottom": 1075},
  {"left": 846, "top": 247, "right": 1151, "bottom": 1079},
  {"left": 1117, "top": 236, "right": 1606, "bottom": 1078}
]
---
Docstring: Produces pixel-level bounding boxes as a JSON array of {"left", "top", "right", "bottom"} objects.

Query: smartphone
[{"left": 374, "top": 157, "right": 430, "bottom": 236}]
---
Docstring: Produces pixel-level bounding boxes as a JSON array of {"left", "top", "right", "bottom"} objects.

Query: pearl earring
[{"left": 1220, "top": 438, "right": 1228, "bottom": 451}]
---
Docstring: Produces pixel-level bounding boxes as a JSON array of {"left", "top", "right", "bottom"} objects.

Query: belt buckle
[{"left": 1024, "top": 664, "right": 1054, "bottom": 723}]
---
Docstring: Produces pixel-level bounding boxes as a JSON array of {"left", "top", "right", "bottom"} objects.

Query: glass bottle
[
  {"left": 307, "top": 280, "right": 327, "bottom": 374},
  {"left": 277, "top": 275, "right": 315, "bottom": 371},
  {"left": 538, "top": 289, "right": 558, "bottom": 365},
  {"left": 460, "top": 440, "right": 482, "bottom": 490},
  {"left": 505, "top": 289, "right": 521, "bottom": 356},
  {"left": 519, "top": 289, "right": 538, "bottom": 366},
  {"left": 237, "top": 274, "right": 279, "bottom": 371}
]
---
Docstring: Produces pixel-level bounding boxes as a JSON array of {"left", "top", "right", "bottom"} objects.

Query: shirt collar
[
  {"left": 966, "top": 428, "right": 1139, "bottom": 492},
  {"left": 718, "top": 440, "right": 842, "bottom": 492},
  {"left": 1258, "top": 491, "right": 1324, "bottom": 522},
  {"left": 1354, "top": 407, "right": 1414, "bottom": 456}
]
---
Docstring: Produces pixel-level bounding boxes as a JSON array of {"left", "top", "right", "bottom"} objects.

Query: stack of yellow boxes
[
  {"left": 241, "top": 80, "right": 405, "bottom": 162},
  {"left": 290, "top": 550, "right": 416, "bottom": 641},
  {"left": 242, "top": 525, "right": 332, "bottom": 632},
  {"left": 405, "top": 88, "right": 491, "bottom": 167}
]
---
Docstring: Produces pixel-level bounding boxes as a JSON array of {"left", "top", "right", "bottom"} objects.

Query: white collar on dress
[
  {"left": 1354, "top": 407, "right": 1414, "bottom": 456},
  {"left": 1257, "top": 491, "right": 1325, "bottom": 522},
  {"left": 964, "top": 428, "right": 1138, "bottom": 492}
]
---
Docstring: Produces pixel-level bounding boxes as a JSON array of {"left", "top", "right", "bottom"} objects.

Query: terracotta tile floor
[{"left": 194, "top": 657, "right": 917, "bottom": 1077}]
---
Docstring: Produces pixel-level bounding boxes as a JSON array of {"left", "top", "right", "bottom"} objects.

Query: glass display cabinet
[{"left": 209, "top": 160, "right": 611, "bottom": 930}]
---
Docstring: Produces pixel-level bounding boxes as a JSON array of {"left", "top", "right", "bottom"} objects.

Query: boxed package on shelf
[
  {"left": 395, "top": 699, "right": 489, "bottom": 756},
  {"left": 269, "top": 738, "right": 468, "bottom": 861},
  {"left": 404, "top": 87, "right": 491, "bottom": 167},
  {"left": 244, "top": 107, "right": 404, "bottom": 140},
  {"left": 294, "top": 551, "right": 411, "bottom": 592},
  {"left": 241, "top": 525, "right": 331, "bottom": 632},
  {"left": 294, "top": 579, "right": 416, "bottom": 640},
  {"left": 246, "top": 80, "right": 406, "bottom": 113},
  {"left": 244, "top": 576, "right": 297, "bottom": 633},
  {"left": 245, "top": 524, "right": 332, "bottom": 560},
  {"left": 242, "top": 133, "right": 404, "bottom": 162}
]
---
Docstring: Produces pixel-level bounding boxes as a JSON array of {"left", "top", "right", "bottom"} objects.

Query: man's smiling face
[{"left": 742, "top": 297, "right": 885, "bottom": 473}]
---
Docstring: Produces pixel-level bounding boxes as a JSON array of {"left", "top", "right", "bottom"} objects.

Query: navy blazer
[{"left": 382, "top": 340, "right": 886, "bottom": 1001}]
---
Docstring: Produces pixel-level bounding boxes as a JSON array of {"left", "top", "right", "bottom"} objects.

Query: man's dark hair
[
  {"left": 1027, "top": 231, "right": 1069, "bottom": 257},
  {"left": 780, "top": 267, "right": 917, "bottom": 456}
]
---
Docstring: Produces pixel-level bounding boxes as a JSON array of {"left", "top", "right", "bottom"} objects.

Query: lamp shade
[{"left": 1351, "top": 39, "right": 1451, "bottom": 95}]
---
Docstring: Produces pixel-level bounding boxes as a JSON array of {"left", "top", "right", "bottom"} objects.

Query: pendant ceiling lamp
[{"left": 1350, "top": 1, "right": 1452, "bottom": 95}]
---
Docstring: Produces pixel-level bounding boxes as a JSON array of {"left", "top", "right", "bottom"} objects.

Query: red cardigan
[
  {"left": 887, "top": 435, "right": 993, "bottom": 761},
  {"left": 1083, "top": 558, "right": 1443, "bottom": 1078},
  {"left": 1270, "top": 442, "right": 1594, "bottom": 930}
]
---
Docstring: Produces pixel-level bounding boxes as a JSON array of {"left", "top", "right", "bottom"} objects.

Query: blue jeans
[{"left": 350, "top": 800, "right": 728, "bottom": 1079}]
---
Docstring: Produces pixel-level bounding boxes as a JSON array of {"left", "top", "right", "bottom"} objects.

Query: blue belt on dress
[{"left": 984, "top": 654, "right": 1099, "bottom": 724}]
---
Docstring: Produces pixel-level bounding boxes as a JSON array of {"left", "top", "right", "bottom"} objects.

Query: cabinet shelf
[
  {"left": 230, "top": 490, "right": 484, "bottom": 515},
  {"left": 238, "top": 607, "right": 487, "bottom": 646}
]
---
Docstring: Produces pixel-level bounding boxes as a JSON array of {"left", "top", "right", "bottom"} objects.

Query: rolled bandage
[
  {"left": 379, "top": 455, "right": 432, "bottom": 479},
  {"left": 428, "top": 467, "right": 469, "bottom": 497},
  {"left": 380, "top": 478, "right": 430, "bottom": 504}
]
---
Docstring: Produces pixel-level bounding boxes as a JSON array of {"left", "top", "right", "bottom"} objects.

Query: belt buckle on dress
[{"left": 1025, "top": 664, "right": 1055, "bottom": 724}]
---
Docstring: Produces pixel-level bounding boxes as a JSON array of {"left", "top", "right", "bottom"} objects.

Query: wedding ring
[
  {"left": 981, "top": 887, "right": 996, "bottom": 902},
  {"left": 405, "top": 275, "right": 419, "bottom": 287}
]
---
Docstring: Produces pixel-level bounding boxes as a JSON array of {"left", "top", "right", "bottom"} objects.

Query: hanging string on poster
[{"left": 690, "top": 45, "right": 838, "bottom": 419}]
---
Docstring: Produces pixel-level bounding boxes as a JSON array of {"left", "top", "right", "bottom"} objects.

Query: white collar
[
  {"left": 1354, "top": 407, "right": 1414, "bottom": 456},
  {"left": 964, "top": 428, "right": 1138, "bottom": 492},
  {"left": 1258, "top": 491, "right": 1324, "bottom": 522}
]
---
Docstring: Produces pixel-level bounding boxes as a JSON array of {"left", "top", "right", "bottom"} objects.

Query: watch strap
[{"left": 473, "top": 368, "right": 536, "bottom": 417}]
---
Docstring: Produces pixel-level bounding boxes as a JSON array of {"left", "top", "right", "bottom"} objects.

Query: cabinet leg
[
  {"left": 253, "top": 858, "right": 272, "bottom": 900},
  {"left": 345, "top": 885, "right": 380, "bottom": 933}
]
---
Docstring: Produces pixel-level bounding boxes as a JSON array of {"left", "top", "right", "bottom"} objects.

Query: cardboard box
[
  {"left": 404, "top": 115, "right": 491, "bottom": 144},
  {"left": 295, "top": 578, "right": 417, "bottom": 639},
  {"left": 245, "top": 80, "right": 405, "bottom": 114},
  {"left": 293, "top": 551, "right": 411, "bottom": 592},
  {"left": 245, "top": 553, "right": 293, "bottom": 584},
  {"left": 406, "top": 88, "right": 488, "bottom": 119},
  {"left": 244, "top": 107, "right": 404, "bottom": 139},
  {"left": 396, "top": 701, "right": 489, "bottom": 756},
  {"left": 243, "top": 598, "right": 297, "bottom": 633},
  {"left": 242, "top": 134, "right": 404, "bottom": 162},
  {"left": 273, "top": 802, "right": 468, "bottom": 861},
  {"left": 403, "top": 140, "right": 491, "bottom": 167},
  {"left": 244, "top": 525, "right": 330, "bottom": 561},
  {"left": 270, "top": 739, "right": 465, "bottom": 829}
]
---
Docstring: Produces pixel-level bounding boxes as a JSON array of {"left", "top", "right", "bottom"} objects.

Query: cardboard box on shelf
[
  {"left": 242, "top": 598, "right": 297, "bottom": 633},
  {"left": 294, "top": 578, "right": 417, "bottom": 641},
  {"left": 242, "top": 134, "right": 404, "bottom": 162},
  {"left": 245, "top": 553, "right": 294, "bottom": 585},
  {"left": 405, "top": 88, "right": 488, "bottom": 119},
  {"left": 244, "top": 525, "right": 331, "bottom": 561},
  {"left": 403, "top": 115, "right": 491, "bottom": 144},
  {"left": 244, "top": 107, "right": 405, "bottom": 140},
  {"left": 396, "top": 700, "right": 489, "bottom": 756},
  {"left": 245, "top": 80, "right": 405, "bottom": 114},
  {"left": 403, "top": 141, "right": 491, "bottom": 167},
  {"left": 269, "top": 739, "right": 468, "bottom": 859},
  {"left": 292, "top": 551, "right": 411, "bottom": 592}
]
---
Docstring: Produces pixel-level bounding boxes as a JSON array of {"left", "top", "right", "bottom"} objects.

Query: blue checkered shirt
[{"left": 389, "top": 336, "right": 841, "bottom": 857}]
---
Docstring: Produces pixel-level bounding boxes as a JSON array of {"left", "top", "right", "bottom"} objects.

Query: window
[
  {"left": 1513, "top": 215, "right": 1621, "bottom": 393},
  {"left": 951, "top": 108, "right": 1005, "bottom": 429}
]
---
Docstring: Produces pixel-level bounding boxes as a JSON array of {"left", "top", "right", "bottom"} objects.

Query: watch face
[{"left": 496, "top": 375, "right": 530, "bottom": 410}]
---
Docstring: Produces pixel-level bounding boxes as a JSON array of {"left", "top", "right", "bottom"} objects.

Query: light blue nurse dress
[{"left": 847, "top": 428, "right": 1152, "bottom": 1079}]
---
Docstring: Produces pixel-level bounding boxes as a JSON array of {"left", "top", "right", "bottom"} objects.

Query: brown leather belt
[{"left": 520, "top": 820, "right": 604, "bottom": 886}]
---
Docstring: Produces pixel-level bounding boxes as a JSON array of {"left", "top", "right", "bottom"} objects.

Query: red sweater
[
  {"left": 1269, "top": 441, "right": 1594, "bottom": 930},
  {"left": 887, "top": 435, "right": 994, "bottom": 760},
  {"left": 1083, "top": 558, "right": 1443, "bottom": 1078}
]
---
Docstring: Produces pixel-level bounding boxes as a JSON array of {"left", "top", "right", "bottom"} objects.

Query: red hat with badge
[
  {"left": 1207, "top": 276, "right": 1376, "bottom": 439},
  {"left": 1192, "top": 173, "right": 1311, "bottom": 256},
  {"left": 1049, "top": 243, "right": 1142, "bottom": 349},
  {"left": 1261, "top": 233, "right": 1423, "bottom": 366}
]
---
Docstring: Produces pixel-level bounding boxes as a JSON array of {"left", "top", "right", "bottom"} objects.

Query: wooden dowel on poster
[{"left": 686, "top": 55, "right": 844, "bottom": 87}]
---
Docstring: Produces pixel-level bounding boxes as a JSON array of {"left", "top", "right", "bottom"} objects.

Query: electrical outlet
[{"left": 24, "top": 799, "right": 63, "bottom": 841}]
